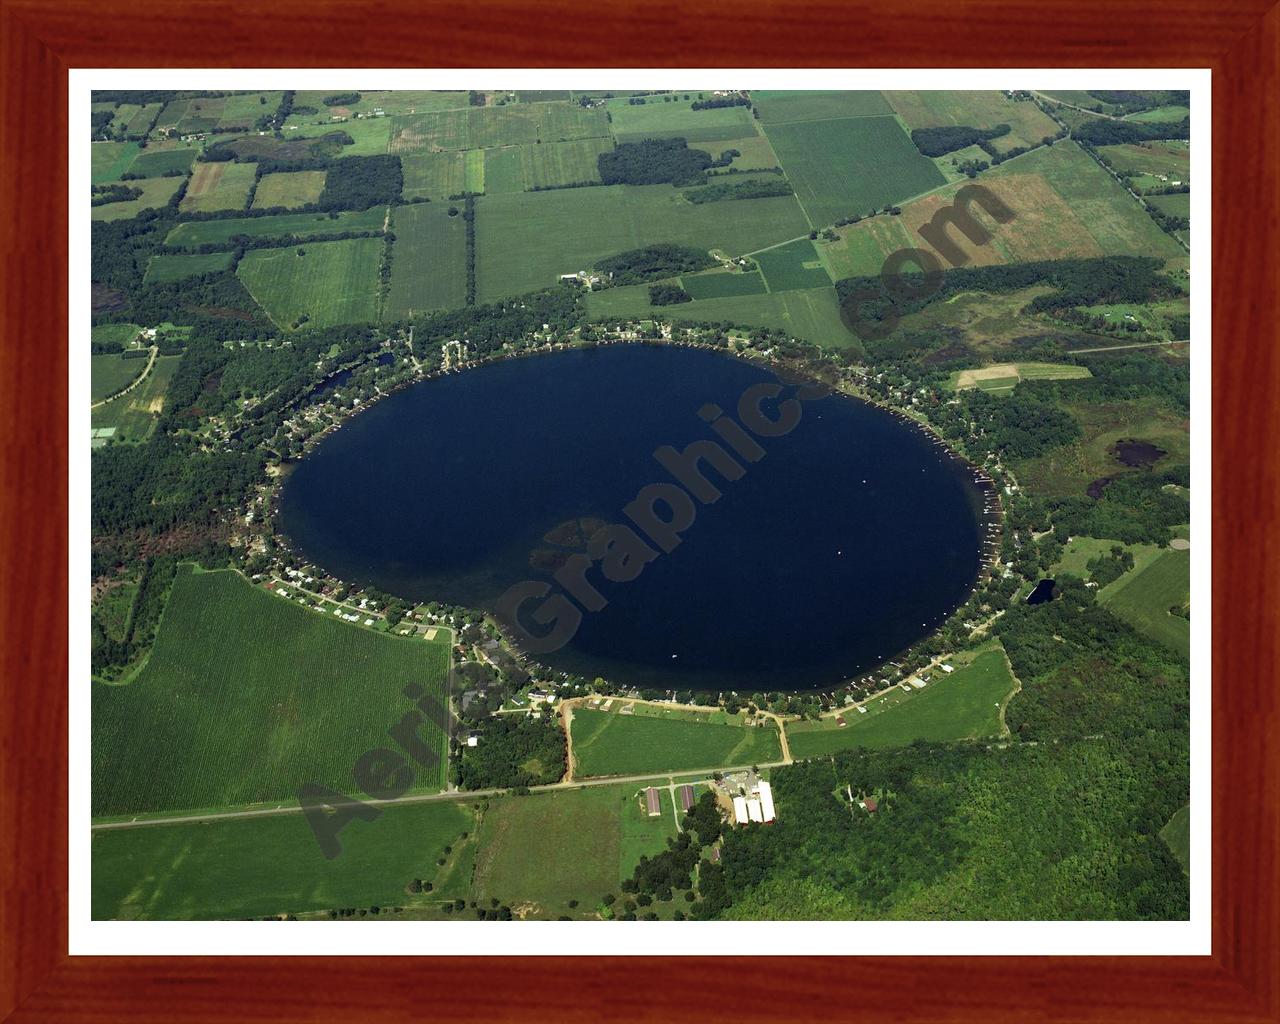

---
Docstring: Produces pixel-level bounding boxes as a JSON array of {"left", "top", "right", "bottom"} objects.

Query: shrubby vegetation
[
  {"left": 454, "top": 714, "right": 566, "bottom": 790},
  {"left": 682, "top": 178, "right": 793, "bottom": 204}
]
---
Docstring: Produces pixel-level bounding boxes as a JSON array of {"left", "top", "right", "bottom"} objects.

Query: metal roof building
[
  {"left": 678, "top": 784, "right": 695, "bottom": 812},
  {"left": 733, "top": 795, "right": 749, "bottom": 824},
  {"left": 644, "top": 787, "right": 662, "bottom": 817},
  {"left": 747, "top": 798, "right": 763, "bottom": 823},
  {"left": 757, "top": 780, "right": 776, "bottom": 823}
]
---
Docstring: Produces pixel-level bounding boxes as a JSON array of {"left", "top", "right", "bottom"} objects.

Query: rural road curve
[{"left": 90, "top": 345, "right": 157, "bottom": 410}]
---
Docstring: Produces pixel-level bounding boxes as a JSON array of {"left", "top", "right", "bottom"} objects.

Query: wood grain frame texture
[{"left": 1, "top": 1, "right": 1275, "bottom": 1021}]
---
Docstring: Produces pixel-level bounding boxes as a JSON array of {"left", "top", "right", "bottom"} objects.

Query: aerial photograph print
[{"left": 87, "top": 83, "right": 1196, "bottom": 926}]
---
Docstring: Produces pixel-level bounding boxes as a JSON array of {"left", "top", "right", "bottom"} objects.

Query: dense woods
[
  {"left": 454, "top": 715, "right": 566, "bottom": 790},
  {"left": 594, "top": 244, "right": 716, "bottom": 285},
  {"left": 597, "top": 138, "right": 730, "bottom": 187},
  {"left": 910, "top": 123, "right": 1010, "bottom": 157},
  {"left": 317, "top": 154, "right": 403, "bottom": 211},
  {"left": 682, "top": 178, "right": 793, "bottom": 203}
]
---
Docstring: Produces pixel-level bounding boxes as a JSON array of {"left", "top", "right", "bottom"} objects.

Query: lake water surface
[{"left": 277, "top": 344, "right": 987, "bottom": 692}]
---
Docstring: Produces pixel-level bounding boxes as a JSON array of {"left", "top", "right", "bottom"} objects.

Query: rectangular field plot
[
  {"left": 402, "top": 151, "right": 470, "bottom": 199},
  {"left": 606, "top": 95, "right": 755, "bottom": 143},
  {"left": 586, "top": 283, "right": 854, "bottom": 350},
  {"left": 884, "top": 91, "right": 1061, "bottom": 153},
  {"left": 680, "top": 270, "right": 768, "bottom": 299},
  {"left": 1096, "top": 141, "right": 1189, "bottom": 181},
  {"left": 1100, "top": 548, "right": 1190, "bottom": 658},
  {"left": 143, "top": 251, "right": 235, "bottom": 284},
  {"left": 154, "top": 99, "right": 188, "bottom": 130},
  {"left": 90, "top": 355, "right": 180, "bottom": 443},
  {"left": 237, "top": 237, "right": 384, "bottom": 330},
  {"left": 471, "top": 785, "right": 678, "bottom": 917},
  {"left": 481, "top": 147, "right": 524, "bottom": 194},
  {"left": 475, "top": 184, "right": 808, "bottom": 302},
  {"left": 570, "top": 708, "right": 781, "bottom": 777},
  {"left": 949, "top": 362, "right": 1092, "bottom": 391},
  {"left": 1147, "top": 192, "right": 1190, "bottom": 218},
  {"left": 218, "top": 91, "right": 283, "bottom": 127},
  {"left": 252, "top": 170, "right": 327, "bottom": 210},
  {"left": 176, "top": 96, "right": 224, "bottom": 133},
  {"left": 126, "top": 147, "right": 198, "bottom": 178},
  {"left": 752, "top": 90, "right": 891, "bottom": 124},
  {"left": 92, "top": 566, "right": 452, "bottom": 817},
  {"left": 385, "top": 203, "right": 469, "bottom": 317},
  {"left": 179, "top": 161, "right": 257, "bottom": 213},
  {"left": 786, "top": 644, "right": 1017, "bottom": 759},
  {"left": 390, "top": 103, "right": 609, "bottom": 154},
  {"left": 755, "top": 238, "right": 832, "bottom": 291},
  {"left": 91, "top": 142, "right": 140, "bottom": 184},
  {"left": 763, "top": 115, "right": 945, "bottom": 228},
  {"left": 520, "top": 137, "right": 612, "bottom": 188},
  {"left": 166, "top": 207, "right": 386, "bottom": 247},
  {"left": 90, "top": 176, "right": 184, "bottom": 221},
  {"left": 293, "top": 90, "right": 469, "bottom": 118},
  {"left": 125, "top": 102, "right": 164, "bottom": 136},
  {"left": 92, "top": 799, "right": 473, "bottom": 920}
]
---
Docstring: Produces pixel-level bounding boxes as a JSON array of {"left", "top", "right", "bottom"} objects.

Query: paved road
[{"left": 90, "top": 760, "right": 788, "bottom": 832}]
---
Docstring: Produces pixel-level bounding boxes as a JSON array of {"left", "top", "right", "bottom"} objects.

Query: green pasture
[
  {"left": 237, "top": 237, "right": 384, "bottom": 330},
  {"left": 386, "top": 203, "right": 469, "bottom": 317},
  {"left": 143, "top": 251, "right": 235, "bottom": 285},
  {"left": 570, "top": 707, "right": 781, "bottom": 777},
  {"left": 166, "top": 207, "right": 386, "bottom": 247},
  {"left": 252, "top": 170, "right": 327, "bottom": 209}
]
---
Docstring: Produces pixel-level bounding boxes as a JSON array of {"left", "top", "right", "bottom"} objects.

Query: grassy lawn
[
  {"left": 1100, "top": 548, "right": 1190, "bottom": 658},
  {"left": 143, "top": 251, "right": 235, "bottom": 285},
  {"left": 252, "top": 170, "right": 327, "bottom": 209},
  {"left": 570, "top": 707, "right": 781, "bottom": 777},
  {"left": 763, "top": 115, "right": 946, "bottom": 228},
  {"left": 1159, "top": 803, "right": 1191, "bottom": 874},
  {"left": 90, "top": 354, "right": 146, "bottom": 403},
  {"left": 91, "top": 799, "right": 472, "bottom": 920},
  {"left": 471, "top": 783, "right": 678, "bottom": 917},
  {"left": 237, "top": 237, "right": 383, "bottom": 330},
  {"left": 386, "top": 203, "right": 468, "bottom": 317},
  {"left": 786, "top": 643, "right": 1017, "bottom": 759},
  {"left": 92, "top": 566, "right": 452, "bottom": 816},
  {"left": 166, "top": 207, "right": 385, "bottom": 247},
  {"left": 475, "top": 184, "right": 809, "bottom": 302}
]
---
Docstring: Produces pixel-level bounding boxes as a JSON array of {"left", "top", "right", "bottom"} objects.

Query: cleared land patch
[
  {"left": 252, "top": 170, "right": 327, "bottom": 209},
  {"left": 763, "top": 115, "right": 945, "bottom": 228},
  {"left": 402, "top": 151, "right": 471, "bottom": 199},
  {"left": 143, "top": 251, "right": 235, "bottom": 284},
  {"left": 166, "top": 207, "right": 385, "bottom": 247},
  {"left": 606, "top": 95, "right": 755, "bottom": 143},
  {"left": 1160, "top": 803, "right": 1191, "bottom": 874},
  {"left": 1100, "top": 548, "right": 1190, "bottom": 658},
  {"left": 90, "top": 355, "right": 146, "bottom": 403},
  {"left": 386, "top": 203, "right": 469, "bottom": 317},
  {"left": 92, "top": 566, "right": 452, "bottom": 816},
  {"left": 755, "top": 238, "right": 833, "bottom": 291},
  {"left": 475, "top": 184, "right": 808, "bottom": 302},
  {"left": 128, "top": 148, "right": 197, "bottom": 178},
  {"left": 237, "top": 237, "right": 383, "bottom": 330},
  {"left": 570, "top": 707, "right": 781, "bottom": 777},
  {"left": 680, "top": 270, "right": 768, "bottom": 299},
  {"left": 787, "top": 643, "right": 1016, "bottom": 759},
  {"left": 179, "top": 162, "right": 257, "bottom": 214},
  {"left": 91, "top": 800, "right": 471, "bottom": 920},
  {"left": 949, "top": 362, "right": 1093, "bottom": 391},
  {"left": 91, "top": 142, "right": 141, "bottom": 184},
  {"left": 752, "top": 90, "right": 891, "bottom": 123},
  {"left": 91, "top": 177, "right": 184, "bottom": 222},
  {"left": 884, "top": 91, "right": 1060, "bottom": 154}
]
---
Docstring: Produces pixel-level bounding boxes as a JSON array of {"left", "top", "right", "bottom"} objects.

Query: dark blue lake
[{"left": 277, "top": 344, "right": 987, "bottom": 693}]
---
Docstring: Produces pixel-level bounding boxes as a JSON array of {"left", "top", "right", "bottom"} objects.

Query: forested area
[
  {"left": 910, "top": 123, "right": 1010, "bottom": 157},
  {"left": 317, "top": 154, "right": 403, "bottom": 211},
  {"left": 595, "top": 244, "right": 717, "bottom": 284},
  {"left": 1072, "top": 117, "right": 1190, "bottom": 147},
  {"left": 682, "top": 178, "right": 793, "bottom": 203},
  {"left": 596, "top": 138, "right": 731, "bottom": 186},
  {"left": 454, "top": 715, "right": 566, "bottom": 790}
]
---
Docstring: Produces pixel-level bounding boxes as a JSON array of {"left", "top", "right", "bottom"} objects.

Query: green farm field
[
  {"left": 90, "top": 176, "right": 184, "bottom": 222},
  {"left": 1096, "top": 141, "right": 1189, "bottom": 180},
  {"left": 91, "top": 322, "right": 142, "bottom": 347},
  {"left": 762, "top": 115, "right": 945, "bottom": 228},
  {"left": 92, "top": 566, "right": 452, "bottom": 817},
  {"left": 1147, "top": 193, "right": 1191, "bottom": 218},
  {"left": 390, "top": 103, "right": 609, "bottom": 154},
  {"left": 252, "top": 170, "right": 327, "bottom": 209},
  {"left": 570, "top": 708, "right": 781, "bottom": 777},
  {"left": 125, "top": 103, "right": 163, "bottom": 136},
  {"left": 237, "top": 237, "right": 383, "bottom": 330},
  {"left": 680, "top": 270, "right": 768, "bottom": 299},
  {"left": 884, "top": 91, "right": 1061, "bottom": 153},
  {"left": 91, "top": 142, "right": 141, "bottom": 184},
  {"left": 90, "top": 355, "right": 146, "bottom": 403},
  {"left": 948, "top": 362, "right": 1093, "bottom": 392},
  {"left": 386, "top": 203, "right": 469, "bottom": 317},
  {"left": 1100, "top": 548, "right": 1191, "bottom": 658},
  {"left": 291, "top": 90, "right": 469, "bottom": 121},
  {"left": 585, "top": 282, "right": 853, "bottom": 349},
  {"left": 752, "top": 90, "right": 892, "bottom": 123},
  {"left": 401, "top": 151, "right": 483, "bottom": 199},
  {"left": 127, "top": 147, "right": 197, "bottom": 178},
  {"left": 786, "top": 644, "right": 1017, "bottom": 759},
  {"left": 91, "top": 799, "right": 472, "bottom": 920},
  {"left": 605, "top": 95, "right": 755, "bottom": 142},
  {"left": 475, "top": 184, "right": 808, "bottom": 302},
  {"left": 166, "top": 207, "right": 385, "bottom": 247},
  {"left": 218, "top": 91, "right": 283, "bottom": 126},
  {"left": 754, "top": 237, "right": 832, "bottom": 291},
  {"left": 143, "top": 251, "right": 235, "bottom": 284},
  {"left": 1126, "top": 105, "right": 1191, "bottom": 123},
  {"left": 471, "top": 784, "right": 677, "bottom": 917},
  {"left": 176, "top": 96, "right": 224, "bottom": 133},
  {"left": 90, "top": 355, "right": 180, "bottom": 443},
  {"left": 290, "top": 117, "right": 393, "bottom": 156},
  {"left": 513, "top": 137, "right": 612, "bottom": 189},
  {"left": 179, "top": 161, "right": 257, "bottom": 214},
  {"left": 1052, "top": 535, "right": 1166, "bottom": 583}
]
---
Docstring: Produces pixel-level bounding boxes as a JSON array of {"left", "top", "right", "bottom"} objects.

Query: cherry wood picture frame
[{"left": 2, "top": 1, "right": 1276, "bottom": 1020}]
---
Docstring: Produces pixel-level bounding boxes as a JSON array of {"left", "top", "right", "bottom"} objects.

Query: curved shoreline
[{"left": 259, "top": 330, "right": 1006, "bottom": 696}]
